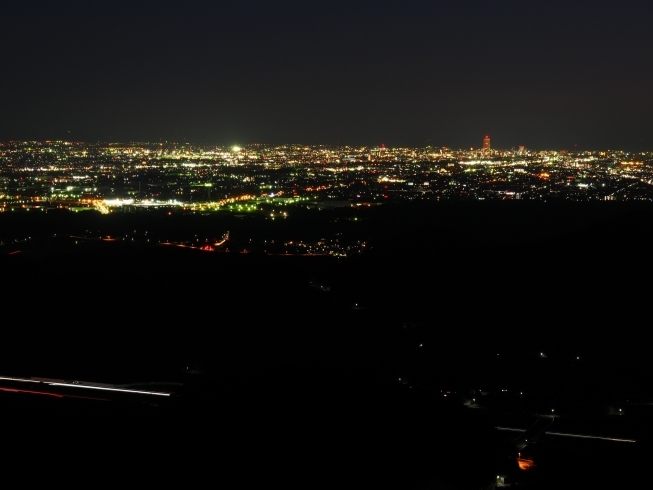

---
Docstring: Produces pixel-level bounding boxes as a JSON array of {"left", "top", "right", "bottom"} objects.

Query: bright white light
[{"left": 103, "top": 199, "right": 134, "bottom": 207}]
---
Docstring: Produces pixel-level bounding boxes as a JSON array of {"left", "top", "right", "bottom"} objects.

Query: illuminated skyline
[{"left": 2, "top": 141, "right": 653, "bottom": 219}]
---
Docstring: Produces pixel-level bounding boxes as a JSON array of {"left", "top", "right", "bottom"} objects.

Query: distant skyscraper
[{"left": 483, "top": 135, "right": 491, "bottom": 150}]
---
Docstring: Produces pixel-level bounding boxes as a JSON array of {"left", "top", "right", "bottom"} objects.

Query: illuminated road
[
  {"left": 92, "top": 199, "right": 110, "bottom": 214},
  {"left": 0, "top": 375, "right": 173, "bottom": 399},
  {"left": 496, "top": 426, "right": 636, "bottom": 444},
  {"left": 48, "top": 381, "right": 171, "bottom": 396}
]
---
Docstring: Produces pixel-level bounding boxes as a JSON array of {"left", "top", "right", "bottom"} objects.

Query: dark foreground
[{"left": 2, "top": 201, "right": 653, "bottom": 488}]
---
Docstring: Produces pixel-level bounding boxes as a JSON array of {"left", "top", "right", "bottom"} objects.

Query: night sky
[{"left": 2, "top": 0, "right": 652, "bottom": 150}]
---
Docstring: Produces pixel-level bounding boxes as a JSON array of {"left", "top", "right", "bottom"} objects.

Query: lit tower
[{"left": 483, "top": 135, "right": 491, "bottom": 150}]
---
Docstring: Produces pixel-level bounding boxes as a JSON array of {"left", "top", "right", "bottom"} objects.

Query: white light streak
[
  {"left": 0, "top": 376, "right": 36, "bottom": 383},
  {"left": 545, "top": 431, "right": 635, "bottom": 443},
  {"left": 48, "top": 382, "right": 171, "bottom": 397},
  {"left": 495, "top": 427, "right": 635, "bottom": 443}
]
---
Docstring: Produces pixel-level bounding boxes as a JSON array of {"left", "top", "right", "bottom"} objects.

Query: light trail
[
  {"left": 0, "top": 386, "right": 63, "bottom": 398},
  {"left": 48, "top": 382, "right": 171, "bottom": 397},
  {"left": 546, "top": 431, "right": 636, "bottom": 443},
  {"left": 0, "top": 376, "right": 162, "bottom": 400},
  {"left": 0, "top": 376, "right": 34, "bottom": 383},
  {"left": 496, "top": 427, "right": 635, "bottom": 443}
]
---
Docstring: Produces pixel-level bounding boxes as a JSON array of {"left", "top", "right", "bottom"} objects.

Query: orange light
[{"left": 517, "top": 458, "right": 535, "bottom": 470}]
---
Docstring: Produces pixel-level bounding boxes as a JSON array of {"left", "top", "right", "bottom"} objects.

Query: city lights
[{"left": 1, "top": 141, "right": 652, "bottom": 218}]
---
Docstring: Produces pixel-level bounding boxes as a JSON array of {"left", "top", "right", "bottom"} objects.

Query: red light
[{"left": 0, "top": 386, "right": 63, "bottom": 398}]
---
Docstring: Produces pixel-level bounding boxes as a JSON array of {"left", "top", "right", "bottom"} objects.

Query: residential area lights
[{"left": 1, "top": 141, "right": 653, "bottom": 214}]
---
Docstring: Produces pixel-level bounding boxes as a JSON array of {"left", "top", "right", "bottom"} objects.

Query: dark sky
[{"left": 2, "top": 0, "right": 652, "bottom": 150}]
